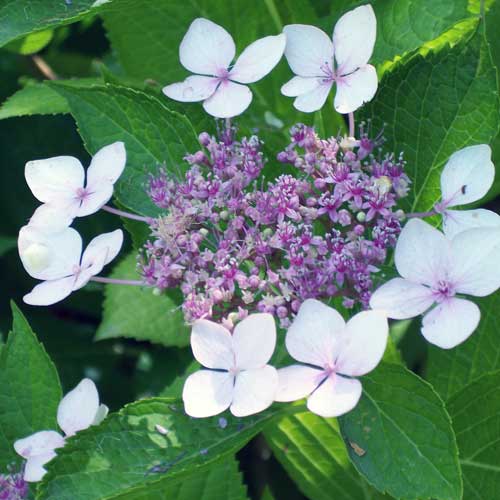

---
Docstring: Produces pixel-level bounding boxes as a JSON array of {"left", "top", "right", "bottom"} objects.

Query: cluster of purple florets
[
  {"left": 140, "top": 124, "right": 410, "bottom": 327},
  {"left": 0, "top": 466, "right": 28, "bottom": 499}
]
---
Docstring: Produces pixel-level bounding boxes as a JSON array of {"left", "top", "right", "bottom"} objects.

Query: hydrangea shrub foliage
[{"left": 1, "top": 0, "right": 500, "bottom": 499}]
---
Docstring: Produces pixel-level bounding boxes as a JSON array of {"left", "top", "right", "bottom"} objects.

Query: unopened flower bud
[
  {"left": 22, "top": 243, "right": 51, "bottom": 273},
  {"left": 374, "top": 175, "right": 392, "bottom": 195},
  {"left": 198, "top": 132, "right": 210, "bottom": 146},
  {"left": 152, "top": 287, "right": 163, "bottom": 296},
  {"left": 356, "top": 211, "right": 366, "bottom": 223}
]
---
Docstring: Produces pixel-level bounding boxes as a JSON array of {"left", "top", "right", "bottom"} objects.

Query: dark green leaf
[
  {"left": 0, "top": 302, "right": 62, "bottom": 467},
  {"left": 96, "top": 253, "right": 190, "bottom": 348},
  {"left": 339, "top": 363, "right": 462, "bottom": 500}
]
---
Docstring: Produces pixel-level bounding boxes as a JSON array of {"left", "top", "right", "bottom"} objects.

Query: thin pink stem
[
  {"left": 102, "top": 205, "right": 150, "bottom": 223},
  {"left": 406, "top": 209, "right": 437, "bottom": 219},
  {"left": 91, "top": 276, "right": 145, "bottom": 286},
  {"left": 348, "top": 112, "right": 355, "bottom": 138}
]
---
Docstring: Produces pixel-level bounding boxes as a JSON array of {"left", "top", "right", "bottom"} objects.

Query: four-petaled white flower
[
  {"left": 281, "top": 5, "right": 377, "bottom": 114},
  {"left": 182, "top": 313, "right": 278, "bottom": 417},
  {"left": 435, "top": 144, "right": 500, "bottom": 238},
  {"left": 370, "top": 219, "right": 500, "bottom": 349},
  {"left": 18, "top": 226, "right": 123, "bottom": 306},
  {"left": 14, "top": 379, "right": 107, "bottom": 482},
  {"left": 275, "top": 299, "right": 387, "bottom": 417},
  {"left": 163, "top": 18, "right": 286, "bottom": 118},
  {"left": 25, "top": 142, "right": 126, "bottom": 229}
]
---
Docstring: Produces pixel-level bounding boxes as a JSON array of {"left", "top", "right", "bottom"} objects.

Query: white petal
[
  {"left": 440, "top": 145, "right": 494, "bottom": 207},
  {"left": 28, "top": 204, "right": 74, "bottom": 234},
  {"left": 334, "top": 65, "right": 378, "bottom": 114},
  {"left": 333, "top": 5, "right": 377, "bottom": 75},
  {"left": 275, "top": 365, "right": 324, "bottom": 402},
  {"left": 293, "top": 81, "right": 332, "bottom": 113},
  {"left": 281, "top": 76, "right": 321, "bottom": 97},
  {"left": 230, "top": 34, "right": 286, "bottom": 84},
  {"left": 87, "top": 142, "right": 126, "bottom": 186},
  {"left": 232, "top": 313, "right": 276, "bottom": 369},
  {"left": 230, "top": 365, "right": 278, "bottom": 417},
  {"left": 369, "top": 278, "right": 435, "bottom": 320},
  {"left": 307, "top": 374, "right": 362, "bottom": 418},
  {"left": 18, "top": 225, "right": 81, "bottom": 281},
  {"left": 449, "top": 227, "right": 500, "bottom": 296},
  {"left": 81, "top": 229, "right": 123, "bottom": 269},
  {"left": 443, "top": 208, "right": 500, "bottom": 239},
  {"left": 182, "top": 369, "right": 234, "bottom": 418},
  {"left": 336, "top": 310, "right": 388, "bottom": 377},
  {"left": 395, "top": 219, "right": 450, "bottom": 286},
  {"left": 202, "top": 81, "right": 252, "bottom": 118},
  {"left": 73, "top": 250, "right": 108, "bottom": 291},
  {"left": 14, "top": 430, "right": 65, "bottom": 458},
  {"left": 191, "top": 319, "right": 234, "bottom": 369},
  {"left": 162, "top": 75, "right": 219, "bottom": 102},
  {"left": 23, "top": 276, "right": 76, "bottom": 306},
  {"left": 93, "top": 404, "right": 109, "bottom": 426},
  {"left": 180, "top": 18, "right": 235, "bottom": 75},
  {"left": 286, "top": 299, "right": 344, "bottom": 367},
  {"left": 283, "top": 24, "right": 333, "bottom": 77},
  {"left": 23, "top": 452, "right": 57, "bottom": 482},
  {"left": 25, "top": 156, "right": 84, "bottom": 206},
  {"left": 421, "top": 298, "right": 480, "bottom": 349},
  {"left": 57, "top": 378, "right": 100, "bottom": 437},
  {"left": 77, "top": 184, "right": 114, "bottom": 217}
]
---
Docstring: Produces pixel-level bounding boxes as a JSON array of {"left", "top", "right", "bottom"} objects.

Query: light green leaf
[
  {"left": 104, "top": 457, "right": 248, "bottom": 500},
  {"left": 0, "top": 0, "right": 109, "bottom": 47},
  {"left": 0, "top": 79, "right": 101, "bottom": 120},
  {"left": 0, "top": 302, "right": 62, "bottom": 467},
  {"left": 426, "top": 292, "right": 500, "bottom": 401},
  {"left": 339, "top": 363, "right": 462, "bottom": 500},
  {"left": 265, "top": 412, "right": 389, "bottom": 500},
  {"left": 448, "top": 370, "right": 500, "bottom": 500},
  {"left": 96, "top": 253, "right": 189, "bottom": 348},
  {"left": 4, "top": 29, "right": 53, "bottom": 55},
  {"left": 49, "top": 82, "right": 200, "bottom": 216},
  {"left": 37, "top": 397, "right": 300, "bottom": 500},
  {"left": 362, "top": 27, "right": 500, "bottom": 212}
]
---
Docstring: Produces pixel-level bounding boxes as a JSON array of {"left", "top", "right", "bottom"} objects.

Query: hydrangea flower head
[
  {"left": 276, "top": 299, "right": 388, "bottom": 417},
  {"left": 370, "top": 219, "right": 500, "bottom": 348},
  {"left": 434, "top": 144, "right": 500, "bottom": 238},
  {"left": 163, "top": 18, "right": 286, "bottom": 118},
  {"left": 25, "top": 142, "right": 126, "bottom": 227},
  {"left": 182, "top": 313, "right": 278, "bottom": 417},
  {"left": 18, "top": 227, "right": 123, "bottom": 305},
  {"left": 14, "top": 379, "right": 107, "bottom": 482},
  {"left": 281, "top": 5, "right": 377, "bottom": 113}
]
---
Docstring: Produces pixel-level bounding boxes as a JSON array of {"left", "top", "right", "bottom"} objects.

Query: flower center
[
  {"left": 319, "top": 61, "right": 335, "bottom": 83},
  {"left": 216, "top": 68, "right": 230, "bottom": 82},
  {"left": 432, "top": 280, "right": 455, "bottom": 302},
  {"left": 76, "top": 187, "right": 89, "bottom": 201}
]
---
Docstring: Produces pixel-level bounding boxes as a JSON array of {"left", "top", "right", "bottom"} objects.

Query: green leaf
[
  {"left": 104, "top": 457, "right": 248, "bottom": 500},
  {"left": 339, "top": 363, "right": 462, "bottom": 500},
  {"left": 363, "top": 27, "right": 500, "bottom": 212},
  {"left": 426, "top": 292, "right": 500, "bottom": 401},
  {"left": 0, "top": 0, "right": 107, "bottom": 47},
  {"left": 0, "top": 302, "right": 62, "bottom": 467},
  {"left": 96, "top": 253, "right": 189, "bottom": 348},
  {"left": 265, "top": 412, "right": 389, "bottom": 500},
  {"left": 447, "top": 370, "right": 500, "bottom": 500},
  {"left": 37, "top": 397, "right": 300, "bottom": 500},
  {"left": 4, "top": 29, "right": 53, "bottom": 55},
  {"left": 0, "top": 235, "right": 15, "bottom": 257},
  {"left": 0, "top": 79, "right": 101, "bottom": 120},
  {"left": 49, "top": 82, "right": 200, "bottom": 216}
]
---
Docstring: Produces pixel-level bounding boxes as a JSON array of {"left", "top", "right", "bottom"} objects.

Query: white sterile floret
[
  {"left": 437, "top": 144, "right": 500, "bottom": 238},
  {"left": 182, "top": 313, "right": 279, "bottom": 417},
  {"left": 370, "top": 219, "right": 500, "bottom": 349},
  {"left": 281, "top": 5, "right": 377, "bottom": 113},
  {"left": 25, "top": 142, "right": 126, "bottom": 229},
  {"left": 275, "top": 299, "right": 388, "bottom": 417},
  {"left": 18, "top": 226, "right": 123, "bottom": 306},
  {"left": 14, "top": 378, "right": 107, "bottom": 482},
  {"left": 163, "top": 18, "right": 286, "bottom": 118}
]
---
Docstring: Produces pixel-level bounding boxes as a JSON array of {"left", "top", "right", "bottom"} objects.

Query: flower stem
[
  {"left": 102, "top": 205, "right": 150, "bottom": 223},
  {"left": 32, "top": 55, "right": 58, "bottom": 80},
  {"left": 406, "top": 209, "right": 437, "bottom": 219},
  {"left": 348, "top": 112, "right": 355, "bottom": 138},
  {"left": 90, "top": 276, "right": 145, "bottom": 286}
]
